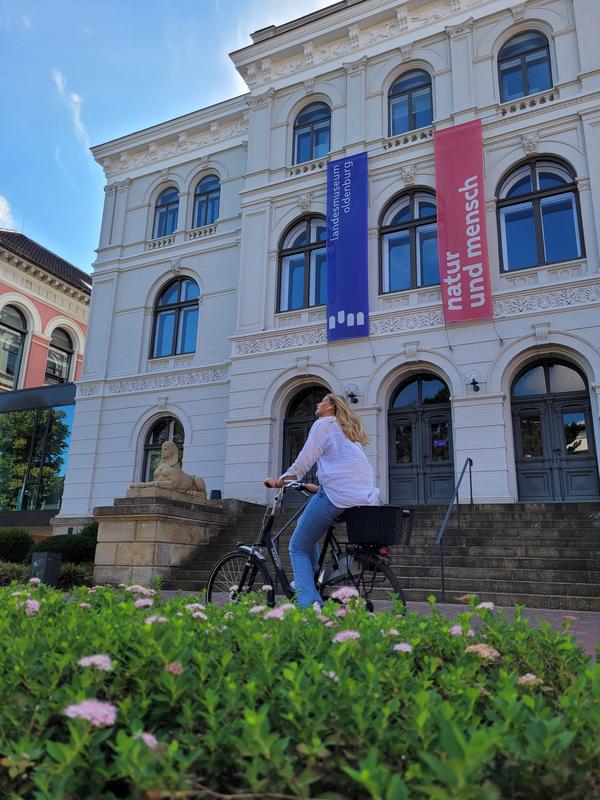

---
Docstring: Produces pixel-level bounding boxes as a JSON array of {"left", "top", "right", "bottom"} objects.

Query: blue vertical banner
[{"left": 326, "top": 152, "right": 369, "bottom": 341}]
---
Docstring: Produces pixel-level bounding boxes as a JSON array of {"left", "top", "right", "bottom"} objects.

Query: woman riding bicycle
[{"left": 264, "top": 393, "right": 379, "bottom": 608}]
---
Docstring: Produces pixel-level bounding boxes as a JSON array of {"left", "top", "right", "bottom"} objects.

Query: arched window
[
  {"left": 388, "top": 70, "right": 433, "bottom": 136},
  {"left": 293, "top": 103, "right": 330, "bottom": 164},
  {"left": 0, "top": 305, "right": 27, "bottom": 390},
  {"left": 193, "top": 175, "right": 220, "bottom": 228},
  {"left": 142, "top": 417, "right": 184, "bottom": 482},
  {"left": 152, "top": 187, "right": 179, "bottom": 239},
  {"left": 497, "top": 159, "right": 583, "bottom": 271},
  {"left": 380, "top": 191, "right": 439, "bottom": 293},
  {"left": 498, "top": 31, "right": 552, "bottom": 103},
  {"left": 278, "top": 217, "right": 327, "bottom": 312},
  {"left": 45, "top": 328, "right": 73, "bottom": 385},
  {"left": 151, "top": 278, "right": 200, "bottom": 358}
]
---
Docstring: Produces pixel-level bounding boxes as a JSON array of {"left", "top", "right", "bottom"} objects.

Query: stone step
[
  {"left": 401, "top": 589, "right": 600, "bottom": 612},
  {"left": 391, "top": 554, "right": 600, "bottom": 570},
  {"left": 393, "top": 575, "right": 600, "bottom": 597},
  {"left": 394, "top": 544, "right": 600, "bottom": 558}
]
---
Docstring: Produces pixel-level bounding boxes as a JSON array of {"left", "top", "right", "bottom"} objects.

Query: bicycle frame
[{"left": 242, "top": 483, "right": 344, "bottom": 599}]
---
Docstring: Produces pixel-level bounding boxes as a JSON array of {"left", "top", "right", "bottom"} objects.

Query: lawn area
[{"left": 1, "top": 583, "right": 599, "bottom": 799}]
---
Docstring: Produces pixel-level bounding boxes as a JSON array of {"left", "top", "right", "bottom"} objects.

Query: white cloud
[
  {"left": 52, "top": 69, "right": 91, "bottom": 152},
  {"left": 0, "top": 195, "right": 17, "bottom": 230}
]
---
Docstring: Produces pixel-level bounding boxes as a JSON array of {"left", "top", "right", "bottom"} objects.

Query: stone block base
[{"left": 92, "top": 490, "right": 234, "bottom": 585}]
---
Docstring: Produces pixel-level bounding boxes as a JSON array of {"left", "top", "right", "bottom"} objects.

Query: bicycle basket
[{"left": 344, "top": 505, "right": 413, "bottom": 546}]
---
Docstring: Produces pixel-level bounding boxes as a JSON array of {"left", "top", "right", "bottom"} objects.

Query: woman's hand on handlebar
[
  {"left": 304, "top": 483, "right": 319, "bottom": 493},
  {"left": 264, "top": 477, "right": 283, "bottom": 489}
]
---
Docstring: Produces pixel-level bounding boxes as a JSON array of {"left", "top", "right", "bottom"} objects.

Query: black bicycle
[{"left": 205, "top": 482, "right": 413, "bottom": 610}]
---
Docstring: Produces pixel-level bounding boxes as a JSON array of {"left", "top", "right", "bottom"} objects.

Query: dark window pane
[
  {"left": 165, "top": 205, "right": 178, "bottom": 235},
  {"left": 417, "top": 223, "right": 439, "bottom": 286},
  {"left": 431, "top": 421, "right": 450, "bottom": 462},
  {"left": 153, "top": 207, "right": 167, "bottom": 238},
  {"left": 148, "top": 418, "right": 171, "bottom": 445},
  {"left": 386, "top": 230, "right": 410, "bottom": 291},
  {"left": 313, "top": 122, "right": 330, "bottom": 159},
  {"left": 500, "top": 58, "right": 524, "bottom": 101},
  {"left": 422, "top": 378, "right": 450, "bottom": 404},
  {"left": 390, "top": 70, "right": 430, "bottom": 95},
  {"left": 500, "top": 32, "right": 548, "bottom": 59},
  {"left": 51, "top": 328, "right": 72, "bottom": 351},
  {"left": 157, "top": 187, "right": 179, "bottom": 206},
  {"left": 296, "top": 103, "right": 329, "bottom": 126},
  {"left": 541, "top": 193, "right": 580, "bottom": 263},
  {"left": 38, "top": 405, "right": 74, "bottom": 510},
  {"left": 314, "top": 224, "right": 327, "bottom": 243},
  {"left": 206, "top": 193, "right": 220, "bottom": 224},
  {"left": 45, "top": 347, "right": 70, "bottom": 384},
  {"left": 390, "top": 95, "right": 409, "bottom": 135},
  {"left": 520, "top": 415, "right": 543, "bottom": 458},
  {"left": 538, "top": 170, "right": 569, "bottom": 190},
  {"left": 390, "top": 201, "right": 411, "bottom": 225},
  {"left": 563, "top": 412, "right": 588, "bottom": 455},
  {"left": 512, "top": 365, "right": 546, "bottom": 396},
  {"left": 289, "top": 260, "right": 305, "bottom": 310},
  {"left": 525, "top": 50, "right": 552, "bottom": 94},
  {"left": 318, "top": 256, "right": 327, "bottom": 306},
  {"left": 143, "top": 417, "right": 185, "bottom": 481},
  {"left": 501, "top": 202, "right": 538, "bottom": 269},
  {"left": 154, "top": 311, "right": 176, "bottom": 357},
  {"left": 182, "top": 280, "right": 200, "bottom": 302},
  {"left": 196, "top": 175, "right": 220, "bottom": 193},
  {"left": 505, "top": 173, "right": 533, "bottom": 198},
  {"left": 296, "top": 129, "right": 312, "bottom": 163},
  {"left": 177, "top": 307, "right": 198, "bottom": 354},
  {"left": 158, "top": 283, "right": 179, "bottom": 306},
  {"left": 549, "top": 364, "right": 586, "bottom": 393},
  {"left": 392, "top": 380, "right": 419, "bottom": 409},
  {"left": 417, "top": 199, "right": 436, "bottom": 219},
  {"left": 194, "top": 196, "right": 208, "bottom": 227},
  {"left": 412, "top": 87, "right": 433, "bottom": 128},
  {"left": 0, "top": 305, "right": 26, "bottom": 331},
  {"left": 394, "top": 423, "right": 412, "bottom": 463},
  {"left": 0, "top": 326, "right": 23, "bottom": 389},
  {"left": 310, "top": 250, "right": 327, "bottom": 307}
]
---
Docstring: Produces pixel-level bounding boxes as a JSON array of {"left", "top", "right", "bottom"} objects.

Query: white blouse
[{"left": 280, "top": 416, "right": 380, "bottom": 509}]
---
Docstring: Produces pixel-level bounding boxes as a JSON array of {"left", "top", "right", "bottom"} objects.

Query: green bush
[
  {"left": 0, "top": 561, "right": 94, "bottom": 589},
  {"left": 0, "top": 588, "right": 598, "bottom": 799},
  {"left": 77, "top": 521, "right": 98, "bottom": 540},
  {"left": 0, "top": 528, "right": 34, "bottom": 563},
  {"left": 31, "top": 533, "right": 96, "bottom": 564}
]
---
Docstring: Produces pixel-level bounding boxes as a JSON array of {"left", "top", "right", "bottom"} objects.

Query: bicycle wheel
[
  {"left": 206, "top": 551, "right": 275, "bottom": 606},
  {"left": 354, "top": 553, "right": 404, "bottom": 611}
]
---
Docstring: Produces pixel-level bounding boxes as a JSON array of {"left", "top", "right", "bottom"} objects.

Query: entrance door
[
  {"left": 512, "top": 359, "right": 600, "bottom": 501},
  {"left": 282, "top": 385, "right": 328, "bottom": 503},
  {"left": 388, "top": 375, "right": 454, "bottom": 505}
]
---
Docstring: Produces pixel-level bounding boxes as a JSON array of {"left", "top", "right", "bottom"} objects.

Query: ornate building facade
[{"left": 56, "top": 0, "right": 600, "bottom": 529}]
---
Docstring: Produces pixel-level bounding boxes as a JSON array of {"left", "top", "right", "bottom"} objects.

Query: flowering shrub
[{"left": 0, "top": 585, "right": 598, "bottom": 799}]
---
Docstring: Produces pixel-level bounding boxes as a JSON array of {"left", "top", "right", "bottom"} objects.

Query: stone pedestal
[{"left": 92, "top": 488, "right": 235, "bottom": 585}]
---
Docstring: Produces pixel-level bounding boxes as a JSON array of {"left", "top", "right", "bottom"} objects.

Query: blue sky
[{"left": 0, "top": 0, "right": 332, "bottom": 274}]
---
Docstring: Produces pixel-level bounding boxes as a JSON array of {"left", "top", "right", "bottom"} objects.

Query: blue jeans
[{"left": 289, "top": 486, "right": 341, "bottom": 609}]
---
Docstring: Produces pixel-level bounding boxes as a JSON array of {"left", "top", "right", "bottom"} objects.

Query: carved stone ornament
[
  {"left": 446, "top": 18, "right": 474, "bottom": 38},
  {"left": 450, "top": 0, "right": 462, "bottom": 10},
  {"left": 532, "top": 322, "right": 550, "bottom": 346},
  {"left": 170, "top": 258, "right": 181, "bottom": 274},
  {"left": 130, "top": 440, "right": 207, "bottom": 497},
  {"left": 493, "top": 284, "right": 600, "bottom": 318},
  {"left": 76, "top": 382, "right": 99, "bottom": 398},
  {"left": 261, "top": 59, "right": 272, "bottom": 80},
  {"left": 400, "top": 165, "right": 416, "bottom": 186},
  {"left": 404, "top": 341, "right": 419, "bottom": 362},
  {"left": 116, "top": 178, "right": 130, "bottom": 193},
  {"left": 348, "top": 24, "right": 360, "bottom": 48},
  {"left": 343, "top": 56, "right": 368, "bottom": 74},
  {"left": 399, "top": 45, "right": 413, "bottom": 63},
  {"left": 511, "top": 2, "right": 527, "bottom": 21},
  {"left": 396, "top": 8, "right": 408, "bottom": 32},
  {"left": 303, "top": 78, "right": 316, "bottom": 93},
  {"left": 521, "top": 132, "right": 539, "bottom": 154},
  {"left": 107, "top": 367, "right": 229, "bottom": 395},
  {"left": 303, "top": 42, "right": 314, "bottom": 65},
  {"left": 297, "top": 193, "right": 312, "bottom": 211},
  {"left": 245, "top": 88, "right": 275, "bottom": 108}
]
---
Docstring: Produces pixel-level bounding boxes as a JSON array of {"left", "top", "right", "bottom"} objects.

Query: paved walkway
[{"left": 407, "top": 601, "right": 600, "bottom": 658}]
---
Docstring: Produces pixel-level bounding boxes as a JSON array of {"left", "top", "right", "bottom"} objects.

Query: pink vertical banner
[{"left": 434, "top": 120, "right": 493, "bottom": 324}]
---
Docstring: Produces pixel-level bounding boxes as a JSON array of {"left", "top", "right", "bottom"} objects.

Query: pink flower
[
  {"left": 386, "top": 628, "right": 400, "bottom": 636},
  {"left": 476, "top": 602, "right": 495, "bottom": 611},
  {"left": 145, "top": 615, "right": 167, "bottom": 624},
  {"left": 63, "top": 699, "right": 117, "bottom": 727},
  {"left": 467, "top": 629, "right": 475, "bottom": 637},
  {"left": 517, "top": 672, "right": 542, "bottom": 687},
  {"left": 263, "top": 603, "right": 294, "bottom": 620},
  {"left": 450, "top": 625, "right": 463, "bottom": 636},
  {"left": 393, "top": 642, "right": 413, "bottom": 653},
  {"left": 25, "top": 599, "right": 40, "bottom": 616},
  {"left": 126, "top": 585, "right": 156, "bottom": 597},
  {"left": 322, "top": 669, "right": 339, "bottom": 682},
  {"left": 78, "top": 654, "right": 113, "bottom": 671},
  {"left": 249, "top": 605, "right": 266, "bottom": 614},
  {"left": 139, "top": 731, "right": 158, "bottom": 749},
  {"left": 79, "top": 602, "right": 91, "bottom": 609},
  {"left": 185, "top": 603, "right": 205, "bottom": 613},
  {"left": 135, "top": 598, "right": 153, "bottom": 608},
  {"left": 332, "top": 629, "right": 361, "bottom": 643},
  {"left": 335, "top": 607, "right": 347, "bottom": 618},
  {"left": 192, "top": 611, "right": 207, "bottom": 620},
  {"left": 28, "top": 577, "right": 41, "bottom": 585},
  {"left": 164, "top": 661, "right": 183, "bottom": 675},
  {"left": 317, "top": 614, "right": 329, "bottom": 623},
  {"left": 261, "top": 585, "right": 273, "bottom": 592},
  {"left": 325, "top": 621, "right": 336, "bottom": 627},
  {"left": 331, "top": 586, "right": 359, "bottom": 603},
  {"left": 466, "top": 643, "right": 501, "bottom": 660}
]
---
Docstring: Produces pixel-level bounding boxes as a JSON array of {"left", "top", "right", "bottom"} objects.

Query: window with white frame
[
  {"left": 0, "top": 305, "right": 27, "bottom": 390},
  {"left": 278, "top": 217, "right": 327, "bottom": 312}
]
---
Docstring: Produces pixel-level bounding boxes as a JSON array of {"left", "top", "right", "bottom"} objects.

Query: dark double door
[
  {"left": 513, "top": 398, "right": 599, "bottom": 501},
  {"left": 282, "top": 386, "right": 327, "bottom": 504}
]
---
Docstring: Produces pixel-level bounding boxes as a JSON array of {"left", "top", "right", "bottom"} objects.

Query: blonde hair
[{"left": 326, "top": 394, "right": 369, "bottom": 445}]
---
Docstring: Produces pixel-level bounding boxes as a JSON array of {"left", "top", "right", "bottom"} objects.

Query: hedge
[
  {"left": 0, "top": 587, "right": 598, "bottom": 798},
  {"left": 31, "top": 532, "right": 96, "bottom": 564},
  {"left": 0, "top": 561, "right": 93, "bottom": 589},
  {"left": 0, "top": 528, "right": 34, "bottom": 564}
]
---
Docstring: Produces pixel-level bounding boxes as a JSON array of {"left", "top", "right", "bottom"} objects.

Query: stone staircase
[{"left": 161, "top": 501, "right": 600, "bottom": 611}]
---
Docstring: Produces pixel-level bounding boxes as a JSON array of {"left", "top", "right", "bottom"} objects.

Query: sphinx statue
[{"left": 130, "top": 440, "right": 207, "bottom": 498}]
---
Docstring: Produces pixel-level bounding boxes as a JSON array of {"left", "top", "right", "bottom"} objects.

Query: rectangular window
[
  {"left": 383, "top": 230, "right": 410, "bottom": 292},
  {"left": 541, "top": 193, "right": 581, "bottom": 264},
  {"left": 500, "top": 202, "right": 538, "bottom": 270},
  {"left": 195, "top": 197, "right": 208, "bottom": 228},
  {"left": 416, "top": 223, "right": 439, "bottom": 286},
  {"left": 154, "top": 207, "right": 167, "bottom": 238},
  {"left": 295, "top": 130, "right": 312, "bottom": 164},
  {"left": 309, "top": 249, "right": 327, "bottom": 307},
  {"left": 525, "top": 50, "right": 551, "bottom": 94},
  {"left": 0, "top": 328, "right": 22, "bottom": 389},
  {"left": 177, "top": 307, "right": 198, "bottom": 354},
  {"left": 280, "top": 254, "right": 306, "bottom": 311},
  {"left": 313, "top": 123, "right": 330, "bottom": 159},
  {"left": 500, "top": 57, "right": 524, "bottom": 101},
  {"left": 431, "top": 422, "right": 450, "bottom": 462},
  {"left": 563, "top": 412, "right": 588, "bottom": 456},
  {"left": 390, "top": 95, "right": 409, "bottom": 135},
  {"left": 394, "top": 423, "right": 412, "bottom": 464},
  {"left": 153, "top": 310, "right": 176, "bottom": 357},
  {"left": 519, "top": 415, "right": 543, "bottom": 458},
  {"left": 207, "top": 194, "right": 219, "bottom": 224},
  {"left": 412, "top": 88, "right": 432, "bottom": 129}
]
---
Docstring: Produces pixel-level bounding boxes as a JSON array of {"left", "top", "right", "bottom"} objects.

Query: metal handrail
[{"left": 435, "top": 457, "right": 473, "bottom": 602}]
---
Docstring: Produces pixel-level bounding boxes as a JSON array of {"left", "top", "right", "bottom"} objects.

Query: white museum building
[{"left": 55, "top": 0, "right": 600, "bottom": 531}]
